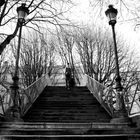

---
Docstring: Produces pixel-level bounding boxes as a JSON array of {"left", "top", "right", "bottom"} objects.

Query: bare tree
[
  {"left": 74, "top": 25, "right": 140, "bottom": 89},
  {"left": 0, "top": 0, "right": 74, "bottom": 55},
  {"left": 10, "top": 32, "right": 56, "bottom": 87},
  {"left": 120, "top": 51, "right": 140, "bottom": 90},
  {"left": 89, "top": 0, "right": 140, "bottom": 28},
  {"left": 56, "top": 29, "right": 74, "bottom": 65},
  {"left": 56, "top": 28, "right": 81, "bottom": 85}
]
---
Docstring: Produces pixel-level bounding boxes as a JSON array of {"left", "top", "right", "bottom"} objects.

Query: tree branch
[{"left": 0, "top": 21, "right": 19, "bottom": 55}]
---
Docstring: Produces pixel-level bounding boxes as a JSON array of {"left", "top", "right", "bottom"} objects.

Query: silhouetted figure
[
  {"left": 69, "top": 73, "right": 75, "bottom": 88},
  {"left": 65, "top": 63, "right": 75, "bottom": 90},
  {"left": 65, "top": 63, "right": 71, "bottom": 90}
]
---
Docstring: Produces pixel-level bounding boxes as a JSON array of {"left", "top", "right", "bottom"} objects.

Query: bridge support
[
  {"left": 110, "top": 89, "right": 131, "bottom": 124},
  {"left": 4, "top": 76, "right": 23, "bottom": 122},
  {"left": 5, "top": 107, "right": 23, "bottom": 122}
]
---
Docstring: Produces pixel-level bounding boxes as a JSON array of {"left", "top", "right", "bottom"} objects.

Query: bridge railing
[
  {"left": 85, "top": 74, "right": 114, "bottom": 116},
  {"left": 0, "top": 89, "right": 11, "bottom": 116},
  {"left": 126, "top": 82, "right": 140, "bottom": 117},
  {"left": 20, "top": 73, "right": 53, "bottom": 116},
  {"left": 1, "top": 71, "right": 140, "bottom": 118},
  {"left": 85, "top": 74, "right": 140, "bottom": 118},
  {"left": 0, "top": 73, "right": 54, "bottom": 117}
]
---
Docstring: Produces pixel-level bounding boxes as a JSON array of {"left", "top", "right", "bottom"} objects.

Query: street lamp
[
  {"left": 5, "top": 3, "right": 29, "bottom": 121},
  {"left": 105, "top": 5, "right": 130, "bottom": 123}
]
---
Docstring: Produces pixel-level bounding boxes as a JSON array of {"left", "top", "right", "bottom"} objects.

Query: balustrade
[
  {"left": 85, "top": 74, "right": 140, "bottom": 117},
  {"left": 0, "top": 73, "right": 53, "bottom": 117},
  {"left": 0, "top": 71, "right": 140, "bottom": 119}
]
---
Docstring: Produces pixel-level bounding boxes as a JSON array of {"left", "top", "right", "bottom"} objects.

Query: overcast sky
[
  {"left": 1, "top": 0, "right": 140, "bottom": 59},
  {"left": 69, "top": 0, "right": 140, "bottom": 58}
]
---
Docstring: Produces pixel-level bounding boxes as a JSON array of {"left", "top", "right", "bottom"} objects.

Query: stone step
[
  {"left": 0, "top": 122, "right": 136, "bottom": 139},
  {"left": 32, "top": 103, "right": 100, "bottom": 107},
  {"left": 0, "top": 122, "right": 130, "bottom": 131},
  {"left": 24, "top": 119, "right": 110, "bottom": 123},
  {"left": 38, "top": 94, "right": 96, "bottom": 98},
  {"left": 26, "top": 110, "right": 106, "bottom": 115},
  {"left": 0, "top": 135, "right": 134, "bottom": 140},
  {"left": 45, "top": 86, "right": 88, "bottom": 90},
  {"left": 25, "top": 109, "right": 109, "bottom": 114},
  {"left": 41, "top": 90, "right": 91, "bottom": 94},
  {"left": 23, "top": 86, "right": 111, "bottom": 123},
  {"left": 27, "top": 106, "right": 103, "bottom": 110},
  {"left": 40, "top": 94, "right": 94, "bottom": 98},
  {"left": 38, "top": 101, "right": 96, "bottom": 104}
]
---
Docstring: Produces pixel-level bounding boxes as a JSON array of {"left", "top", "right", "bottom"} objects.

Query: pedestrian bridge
[
  {"left": 0, "top": 72, "right": 140, "bottom": 120},
  {"left": 0, "top": 72, "right": 140, "bottom": 138}
]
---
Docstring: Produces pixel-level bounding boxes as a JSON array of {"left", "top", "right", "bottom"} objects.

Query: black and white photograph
[{"left": 0, "top": 0, "right": 140, "bottom": 139}]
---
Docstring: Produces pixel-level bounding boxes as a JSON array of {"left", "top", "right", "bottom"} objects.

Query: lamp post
[
  {"left": 105, "top": 5, "right": 130, "bottom": 123},
  {"left": 5, "top": 3, "right": 29, "bottom": 121}
]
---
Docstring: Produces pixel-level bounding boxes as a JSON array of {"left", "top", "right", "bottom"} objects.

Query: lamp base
[
  {"left": 4, "top": 106, "right": 23, "bottom": 122},
  {"left": 110, "top": 108, "right": 132, "bottom": 125}
]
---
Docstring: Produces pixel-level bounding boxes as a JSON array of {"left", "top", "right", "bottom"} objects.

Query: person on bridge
[{"left": 65, "top": 63, "right": 72, "bottom": 90}]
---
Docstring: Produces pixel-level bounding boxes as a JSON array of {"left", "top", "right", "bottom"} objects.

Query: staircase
[
  {"left": 0, "top": 86, "right": 139, "bottom": 139},
  {"left": 23, "top": 86, "right": 111, "bottom": 123}
]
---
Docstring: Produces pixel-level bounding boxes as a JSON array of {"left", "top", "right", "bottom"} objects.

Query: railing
[
  {"left": 0, "top": 73, "right": 53, "bottom": 117},
  {"left": 85, "top": 74, "right": 140, "bottom": 118},
  {"left": 0, "top": 88, "right": 11, "bottom": 116},
  {"left": 1, "top": 70, "right": 140, "bottom": 119},
  {"left": 0, "top": 95, "right": 5, "bottom": 115},
  {"left": 126, "top": 82, "right": 140, "bottom": 117},
  {"left": 85, "top": 74, "right": 114, "bottom": 116},
  {"left": 20, "top": 73, "right": 52, "bottom": 116}
]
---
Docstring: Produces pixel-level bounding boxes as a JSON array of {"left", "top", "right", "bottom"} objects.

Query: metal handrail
[
  {"left": 0, "top": 69, "right": 140, "bottom": 119},
  {"left": 85, "top": 74, "right": 140, "bottom": 118},
  {"left": 20, "top": 73, "right": 52, "bottom": 116},
  {"left": 0, "top": 90, "right": 11, "bottom": 115},
  {"left": 85, "top": 74, "right": 114, "bottom": 116},
  {"left": 127, "top": 82, "right": 140, "bottom": 117},
  {"left": 0, "top": 95, "right": 5, "bottom": 115},
  {"left": 0, "top": 73, "right": 53, "bottom": 117}
]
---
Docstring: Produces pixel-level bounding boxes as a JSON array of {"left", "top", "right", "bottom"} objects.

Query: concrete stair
[
  {"left": 0, "top": 86, "right": 139, "bottom": 139},
  {"left": 0, "top": 122, "right": 139, "bottom": 139},
  {"left": 23, "top": 86, "right": 111, "bottom": 123}
]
